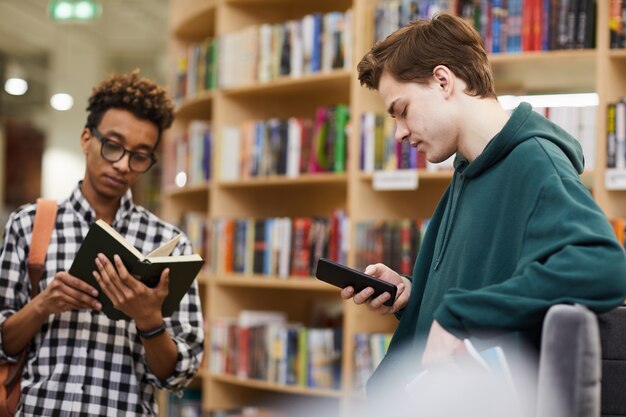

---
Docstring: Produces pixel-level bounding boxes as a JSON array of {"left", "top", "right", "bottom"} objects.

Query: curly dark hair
[{"left": 85, "top": 69, "right": 174, "bottom": 148}]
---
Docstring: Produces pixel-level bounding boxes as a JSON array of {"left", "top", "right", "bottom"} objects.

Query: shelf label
[
  {"left": 373, "top": 169, "right": 419, "bottom": 190},
  {"left": 605, "top": 169, "right": 626, "bottom": 190}
]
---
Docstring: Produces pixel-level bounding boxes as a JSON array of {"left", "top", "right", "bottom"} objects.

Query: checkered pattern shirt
[{"left": 0, "top": 184, "right": 204, "bottom": 416}]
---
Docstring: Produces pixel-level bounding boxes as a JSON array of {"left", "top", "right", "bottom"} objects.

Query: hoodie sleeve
[{"left": 434, "top": 175, "right": 626, "bottom": 338}]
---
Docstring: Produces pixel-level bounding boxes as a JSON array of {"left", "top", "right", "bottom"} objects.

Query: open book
[{"left": 69, "top": 219, "right": 204, "bottom": 320}]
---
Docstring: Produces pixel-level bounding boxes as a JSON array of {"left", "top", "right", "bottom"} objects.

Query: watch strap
[{"left": 137, "top": 321, "right": 166, "bottom": 339}]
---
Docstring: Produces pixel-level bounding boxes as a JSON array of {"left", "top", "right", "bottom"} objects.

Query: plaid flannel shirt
[{"left": 0, "top": 184, "right": 204, "bottom": 416}]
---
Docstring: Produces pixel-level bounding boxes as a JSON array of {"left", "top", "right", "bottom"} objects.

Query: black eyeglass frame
[{"left": 90, "top": 128, "right": 157, "bottom": 173}]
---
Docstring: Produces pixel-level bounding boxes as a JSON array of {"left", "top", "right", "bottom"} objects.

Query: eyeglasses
[{"left": 91, "top": 128, "right": 157, "bottom": 173}]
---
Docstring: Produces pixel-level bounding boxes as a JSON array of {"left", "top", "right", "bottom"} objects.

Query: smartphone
[{"left": 315, "top": 257, "right": 398, "bottom": 306}]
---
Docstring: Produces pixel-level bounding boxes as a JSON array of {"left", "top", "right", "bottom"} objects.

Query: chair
[
  {"left": 536, "top": 304, "right": 602, "bottom": 417},
  {"left": 597, "top": 304, "right": 626, "bottom": 417}
]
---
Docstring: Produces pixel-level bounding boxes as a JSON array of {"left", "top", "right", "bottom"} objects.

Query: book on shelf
[
  {"left": 210, "top": 308, "right": 342, "bottom": 389},
  {"left": 455, "top": 0, "right": 596, "bottom": 52},
  {"left": 69, "top": 219, "right": 204, "bottom": 320},
  {"left": 610, "top": 0, "right": 626, "bottom": 49},
  {"left": 211, "top": 211, "right": 348, "bottom": 278},
  {"left": 353, "top": 332, "right": 392, "bottom": 390},
  {"left": 206, "top": 407, "right": 285, "bottom": 417}
]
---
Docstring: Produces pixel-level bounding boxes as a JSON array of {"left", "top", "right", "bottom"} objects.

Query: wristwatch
[{"left": 137, "top": 321, "right": 166, "bottom": 339}]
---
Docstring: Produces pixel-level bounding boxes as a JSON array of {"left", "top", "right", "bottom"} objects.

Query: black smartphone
[{"left": 315, "top": 257, "right": 398, "bottom": 306}]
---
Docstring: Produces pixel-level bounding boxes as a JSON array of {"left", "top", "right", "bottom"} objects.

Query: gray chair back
[{"left": 536, "top": 304, "right": 602, "bottom": 417}]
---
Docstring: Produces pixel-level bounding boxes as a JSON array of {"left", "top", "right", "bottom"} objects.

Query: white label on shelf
[
  {"left": 373, "top": 169, "right": 419, "bottom": 190},
  {"left": 605, "top": 168, "right": 626, "bottom": 190}
]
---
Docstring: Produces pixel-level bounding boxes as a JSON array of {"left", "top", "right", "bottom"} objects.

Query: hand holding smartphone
[{"left": 315, "top": 257, "right": 398, "bottom": 306}]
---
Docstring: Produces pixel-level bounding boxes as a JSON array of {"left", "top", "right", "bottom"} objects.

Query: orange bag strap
[{"left": 27, "top": 198, "right": 57, "bottom": 299}]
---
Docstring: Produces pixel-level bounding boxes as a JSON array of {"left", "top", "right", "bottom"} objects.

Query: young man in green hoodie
[{"left": 341, "top": 12, "right": 626, "bottom": 405}]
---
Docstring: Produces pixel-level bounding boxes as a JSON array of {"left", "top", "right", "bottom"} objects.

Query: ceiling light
[
  {"left": 74, "top": 1, "right": 98, "bottom": 19},
  {"left": 51, "top": 1, "right": 73, "bottom": 19},
  {"left": 50, "top": 93, "right": 74, "bottom": 111},
  {"left": 48, "top": 0, "right": 102, "bottom": 21},
  {"left": 4, "top": 78, "right": 28, "bottom": 96}
]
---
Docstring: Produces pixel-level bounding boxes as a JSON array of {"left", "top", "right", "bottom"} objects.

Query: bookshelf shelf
[
  {"left": 490, "top": 49, "right": 597, "bottom": 94},
  {"left": 163, "top": 183, "right": 210, "bottom": 198},
  {"left": 171, "top": 0, "right": 216, "bottom": 41},
  {"left": 196, "top": 271, "right": 211, "bottom": 285},
  {"left": 221, "top": 70, "right": 351, "bottom": 99},
  {"left": 489, "top": 49, "right": 596, "bottom": 65},
  {"left": 210, "top": 373, "right": 344, "bottom": 398},
  {"left": 217, "top": 173, "right": 348, "bottom": 188},
  {"left": 174, "top": 90, "right": 214, "bottom": 120},
  {"left": 357, "top": 170, "right": 453, "bottom": 182},
  {"left": 215, "top": 274, "right": 339, "bottom": 292},
  {"left": 608, "top": 49, "right": 626, "bottom": 60}
]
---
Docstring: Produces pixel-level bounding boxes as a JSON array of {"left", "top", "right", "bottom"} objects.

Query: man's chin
[{"left": 98, "top": 184, "right": 129, "bottom": 200}]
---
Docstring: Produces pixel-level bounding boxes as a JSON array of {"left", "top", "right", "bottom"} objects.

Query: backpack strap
[{"left": 27, "top": 198, "right": 57, "bottom": 299}]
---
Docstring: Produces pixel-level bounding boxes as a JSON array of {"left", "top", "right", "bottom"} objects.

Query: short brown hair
[
  {"left": 358, "top": 13, "right": 496, "bottom": 99},
  {"left": 85, "top": 69, "right": 174, "bottom": 148}
]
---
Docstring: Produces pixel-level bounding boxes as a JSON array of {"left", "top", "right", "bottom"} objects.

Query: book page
[
  {"left": 96, "top": 219, "right": 144, "bottom": 259},
  {"left": 146, "top": 233, "right": 182, "bottom": 258},
  {"left": 147, "top": 253, "right": 203, "bottom": 263}
]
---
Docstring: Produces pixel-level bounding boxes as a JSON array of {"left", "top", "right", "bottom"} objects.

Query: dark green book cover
[{"left": 69, "top": 219, "right": 204, "bottom": 320}]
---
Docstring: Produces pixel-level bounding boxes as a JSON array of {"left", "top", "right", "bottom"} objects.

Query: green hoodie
[{"left": 369, "top": 102, "right": 626, "bottom": 391}]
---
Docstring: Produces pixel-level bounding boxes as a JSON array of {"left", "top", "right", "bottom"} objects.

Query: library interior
[{"left": 2, "top": 1, "right": 626, "bottom": 417}]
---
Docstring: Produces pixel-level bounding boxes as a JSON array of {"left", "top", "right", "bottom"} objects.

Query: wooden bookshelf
[
  {"left": 174, "top": 90, "right": 214, "bottom": 120},
  {"left": 211, "top": 373, "right": 344, "bottom": 398},
  {"left": 215, "top": 274, "right": 340, "bottom": 292},
  {"left": 217, "top": 172, "right": 348, "bottom": 188},
  {"left": 170, "top": 0, "right": 216, "bottom": 41},
  {"left": 163, "top": 1, "right": 620, "bottom": 416}
]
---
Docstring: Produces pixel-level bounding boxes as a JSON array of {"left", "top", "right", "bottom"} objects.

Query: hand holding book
[
  {"left": 69, "top": 219, "right": 205, "bottom": 320},
  {"left": 93, "top": 252, "right": 171, "bottom": 324}
]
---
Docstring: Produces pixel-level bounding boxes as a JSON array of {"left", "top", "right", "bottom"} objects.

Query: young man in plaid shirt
[{"left": 0, "top": 70, "right": 204, "bottom": 416}]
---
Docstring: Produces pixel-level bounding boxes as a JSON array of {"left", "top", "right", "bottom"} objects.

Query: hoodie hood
[{"left": 458, "top": 102, "right": 585, "bottom": 178}]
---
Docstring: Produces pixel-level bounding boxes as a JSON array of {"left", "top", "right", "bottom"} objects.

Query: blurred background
[{"left": 0, "top": 0, "right": 169, "bottom": 227}]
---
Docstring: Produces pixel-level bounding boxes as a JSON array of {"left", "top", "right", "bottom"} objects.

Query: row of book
[
  {"left": 205, "top": 408, "right": 282, "bottom": 417},
  {"left": 530, "top": 105, "right": 597, "bottom": 170},
  {"left": 210, "top": 310, "right": 342, "bottom": 390},
  {"left": 181, "top": 213, "right": 428, "bottom": 279},
  {"left": 219, "top": 10, "right": 353, "bottom": 89},
  {"left": 212, "top": 211, "right": 348, "bottom": 278},
  {"left": 607, "top": 99, "right": 626, "bottom": 169},
  {"left": 163, "top": 120, "right": 212, "bottom": 188},
  {"left": 374, "top": 0, "right": 596, "bottom": 53},
  {"left": 179, "top": 212, "right": 212, "bottom": 272},
  {"left": 219, "top": 105, "right": 350, "bottom": 181},
  {"left": 360, "top": 112, "right": 454, "bottom": 172},
  {"left": 458, "top": 0, "right": 596, "bottom": 52},
  {"left": 354, "top": 332, "right": 393, "bottom": 390},
  {"left": 373, "top": 0, "right": 449, "bottom": 42},
  {"left": 354, "top": 219, "right": 429, "bottom": 276},
  {"left": 173, "top": 37, "right": 218, "bottom": 104},
  {"left": 610, "top": 0, "right": 626, "bottom": 48}
]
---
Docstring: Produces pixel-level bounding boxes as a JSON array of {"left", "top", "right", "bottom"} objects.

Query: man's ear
[
  {"left": 432, "top": 65, "right": 453, "bottom": 97},
  {"left": 80, "top": 128, "right": 92, "bottom": 154}
]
